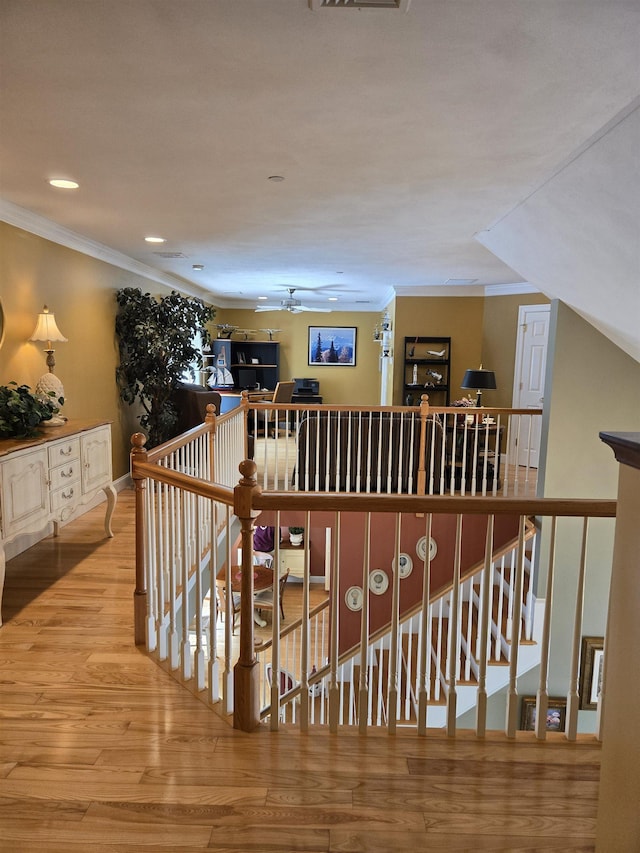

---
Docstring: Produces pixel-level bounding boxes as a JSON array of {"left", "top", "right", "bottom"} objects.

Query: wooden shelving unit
[
  {"left": 403, "top": 336, "right": 451, "bottom": 405},
  {"left": 203, "top": 339, "right": 280, "bottom": 391}
]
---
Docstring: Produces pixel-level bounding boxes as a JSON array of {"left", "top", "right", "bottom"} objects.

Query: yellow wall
[
  {"left": 392, "top": 296, "right": 485, "bottom": 406},
  {"left": 0, "top": 220, "right": 556, "bottom": 480},
  {"left": 0, "top": 222, "right": 202, "bottom": 479},
  {"left": 217, "top": 307, "right": 383, "bottom": 406},
  {"left": 481, "top": 292, "right": 550, "bottom": 408}
]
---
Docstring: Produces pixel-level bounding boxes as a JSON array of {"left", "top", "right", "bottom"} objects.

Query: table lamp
[
  {"left": 460, "top": 366, "right": 496, "bottom": 407},
  {"left": 29, "top": 305, "right": 68, "bottom": 425}
]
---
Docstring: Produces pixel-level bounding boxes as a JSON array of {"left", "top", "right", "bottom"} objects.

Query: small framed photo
[
  {"left": 520, "top": 696, "right": 567, "bottom": 732},
  {"left": 250, "top": 357, "right": 261, "bottom": 365},
  {"left": 579, "top": 636, "right": 604, "bottom": 710},
  {"left": 308, "top": 326, "right": 357, "bottom": 366}
]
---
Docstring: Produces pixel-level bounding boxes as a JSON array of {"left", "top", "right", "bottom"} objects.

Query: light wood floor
[{"left": 0, "top": 489, "right": 599, "bottom": 852}]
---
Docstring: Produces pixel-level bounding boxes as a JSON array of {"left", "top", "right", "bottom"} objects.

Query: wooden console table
[{"left": 0, "top": 420, "right": 117, "bottom": 626}]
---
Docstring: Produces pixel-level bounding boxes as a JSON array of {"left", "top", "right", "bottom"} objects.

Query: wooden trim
[
  {"left": 600, "top": 431, "right": 640, "bottom": 471},
  {"left": 0, "top": 418, "right": 112, "bottom": 458},
  {"left": 254, "top": 492, "right": 616, "bottom": 518},
  {"left": 132, "top": 461, "right": 234, "bottom": 505}
]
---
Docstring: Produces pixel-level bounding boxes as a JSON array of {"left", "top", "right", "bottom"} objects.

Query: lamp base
[{"left": 42, "top": 415, "right": 67, "bottom": 427}]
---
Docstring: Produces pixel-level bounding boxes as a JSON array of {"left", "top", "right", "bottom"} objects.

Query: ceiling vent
[
  {"left": 153, "top": 251, "right": 188, "bottom": 259},
  {"left": 309, "top": 0, "right": 410, "bottom": 10}
]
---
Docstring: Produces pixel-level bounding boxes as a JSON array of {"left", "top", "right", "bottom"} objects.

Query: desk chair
[{"left": 254, "top": 380, "right": 295, "bottom": 437}]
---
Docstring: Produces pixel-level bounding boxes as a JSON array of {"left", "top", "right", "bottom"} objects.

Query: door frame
[{"left": 511, "top": 303, "right": 550, "bottom": 468}]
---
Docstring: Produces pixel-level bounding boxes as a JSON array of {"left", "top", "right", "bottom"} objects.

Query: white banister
[{"left": 131, "top": 408, "right": 615, "bottom": 746}]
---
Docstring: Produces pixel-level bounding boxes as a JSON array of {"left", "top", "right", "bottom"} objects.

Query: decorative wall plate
[
  {"left": 416, "top": 536, "right": 437, "bottom": 562},
  {"left": 393, "top": 552, "right": 413, "bottom": 579},
  {"left": 369, "top": 569, "right": 389, "bottom": 595},
  {"left": 345, "top": 586, "right": 363, "bottom": 612}
]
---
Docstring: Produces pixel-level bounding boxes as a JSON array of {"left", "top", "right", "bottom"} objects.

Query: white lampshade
[
  {"left": 30, "top": 306, "right": 68, "bottom": 345},
  {"left": 30, "top": 305, "right": 68, "bottom": 376}
]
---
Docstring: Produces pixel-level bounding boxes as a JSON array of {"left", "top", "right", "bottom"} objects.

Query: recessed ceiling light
[
  {"left": 258, "top": 296, "right": 268, "bottom": 300},
  {"left": 328, "top": 297, "right": 338, "bottom": 302},
  {"left": 268, "top": 175, "right": 285, "bottom": 182},
  {"left": 145, "top": 236, "right": 166, "bottom": 244},
  {"left": 192, "top": 264, "right": 204, "bottom": 271},
  {"left": 49, "top": 178, "right": 79, "bottom": 189}
]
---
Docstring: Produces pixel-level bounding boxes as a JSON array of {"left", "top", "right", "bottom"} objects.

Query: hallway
[{"left": 0, "top": 489, "right": 600, "bottom": 852}]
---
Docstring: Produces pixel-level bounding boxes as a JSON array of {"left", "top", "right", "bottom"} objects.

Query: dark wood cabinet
[
  {"left": 204, "top": 339, "right": 280, "bottom": 391},
  {"left": 403, "top": 336, "right": 451, "bottom": 405}
]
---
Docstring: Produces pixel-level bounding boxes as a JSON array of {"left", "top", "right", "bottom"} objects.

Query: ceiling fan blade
[
  {"left": 296, "top": 305, "right": 332, "bottom": 313},
  {"left": 254, "top": 306, "right": 285, "bottom": 312}
]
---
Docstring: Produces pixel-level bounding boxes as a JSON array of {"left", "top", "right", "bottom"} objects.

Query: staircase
[{"left": 255, "top": 526, "right": 542, "bottom": 730}]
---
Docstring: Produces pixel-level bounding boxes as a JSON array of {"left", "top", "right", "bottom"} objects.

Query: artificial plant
[
  {"left": 0, "top": 382, "right": 62, "bottom": 438},
  {"left": 115, "top": 288, "right": 215, "bottom": 447}
]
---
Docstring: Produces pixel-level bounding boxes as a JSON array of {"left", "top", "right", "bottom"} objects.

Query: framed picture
[
  {"left": 308, "top": 326, "right": 357, "bottom": 366},
  {"left": 250, "top": 357, "right": 261, "bottom": 365},
  {"left": 579, "top": 636, "right": 604, "bottom": 710},
  {"left": 520, "top": 696, "right": 567, "bottom": 732}
]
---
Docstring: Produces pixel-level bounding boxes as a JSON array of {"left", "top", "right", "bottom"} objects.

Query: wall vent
[
  {"left": 153, "top": 251, "right": 188, "bottom": 259},
  {"left": 309, "top": 0, "right": 410, "bottom": 11}
]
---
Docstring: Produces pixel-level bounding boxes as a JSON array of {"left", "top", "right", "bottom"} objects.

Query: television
[{"left": 237, "top": 368, "right": 258, "bottom": 390}]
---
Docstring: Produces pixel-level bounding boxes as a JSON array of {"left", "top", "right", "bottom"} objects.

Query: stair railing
[
  {"left": 131, "top": 404, "right": 615, "bottom": 742},
  {"left": 249, "top": 488, "right": 615, "bottom": 738},
  {"left": 245, "top": 395, "right": 542, "bottom": 497},
  {"left": 255, "top": 517, "right": 538, "bottom": 732}
]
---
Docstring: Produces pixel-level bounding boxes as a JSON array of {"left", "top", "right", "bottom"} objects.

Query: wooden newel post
[
  {"left": 130, "top": 432, "right": 148, "bottom": 646},
  {"left": 233, "top": 458, "right": 262, "bottom": 731},
  {"left": 417, "top": 394, "right": 431, "bottom": 496}
]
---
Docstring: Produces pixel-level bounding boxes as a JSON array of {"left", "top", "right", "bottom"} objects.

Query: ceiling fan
[{"left": 254, "top": 288, "right": 331, "bottom": 314}]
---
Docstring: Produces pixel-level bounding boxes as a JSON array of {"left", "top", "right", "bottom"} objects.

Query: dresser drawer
[
  {"left": 49, "top": 461, "right": 81, "bottom": 491},
  {"left": 50, "top": 483, "right": 80, "bottom": 517},
  {"left": 48, "top": 437, "right": 80, "bottom": 468}
]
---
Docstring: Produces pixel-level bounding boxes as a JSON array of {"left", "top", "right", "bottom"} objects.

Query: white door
[{"left": 512, "top": 305, "right": 550, "bottom": 468}]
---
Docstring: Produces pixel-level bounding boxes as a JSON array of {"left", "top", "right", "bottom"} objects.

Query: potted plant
[
  {"left": 0, "top": 382, "right": 63, "bottom": 439},
  {"left": 115, "top": 287, "right": 216, "bottom": 447},
  {"left": 288, "top": 526, "right": 304, "bottom": 547}
]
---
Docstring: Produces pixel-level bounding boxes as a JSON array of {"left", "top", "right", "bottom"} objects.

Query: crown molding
[
  {"left": 394, "top": 282, "right": 539, "bottom": 298},
  {"left": 0, "top": 199, "right": 212, "bottom": 302},
  {"left": 484, "top": 282, "right": 540, "bottom": 296},
  {"left": 394, "top": 284, "right": 486, "bottom": 297}
]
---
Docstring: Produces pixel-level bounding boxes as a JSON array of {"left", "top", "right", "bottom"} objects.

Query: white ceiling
[{"left": 1, "top": 0, "right": 638, "bottom": 313}]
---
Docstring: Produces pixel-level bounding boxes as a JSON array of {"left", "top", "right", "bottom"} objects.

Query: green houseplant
[
  {"left": 115, "top": 288, "right": 215, "bottom": 448},
  {"left": 0, "top": 382, "right": 62, "bottom": 439},
  {"left": 288, "top": 526, "right": 304, "bottom": 546}
]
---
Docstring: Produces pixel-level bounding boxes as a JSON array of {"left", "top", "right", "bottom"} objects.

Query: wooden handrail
[
  {"left": 255, "top": 597, "right": 330, "bottom": 654},
  {"left": 253, "top": 491, "right": 616, "bottom": 518},
  {"left": 132, "top": 460, "right": 235, "bottom": 505}
]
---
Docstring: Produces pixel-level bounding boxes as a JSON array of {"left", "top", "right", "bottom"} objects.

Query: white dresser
[
  {"left": 0, "top": 420, "right": 117, "bottom": 626},
  {"left": 278, "top": 541, "right": 306, "bottom": 579}
]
